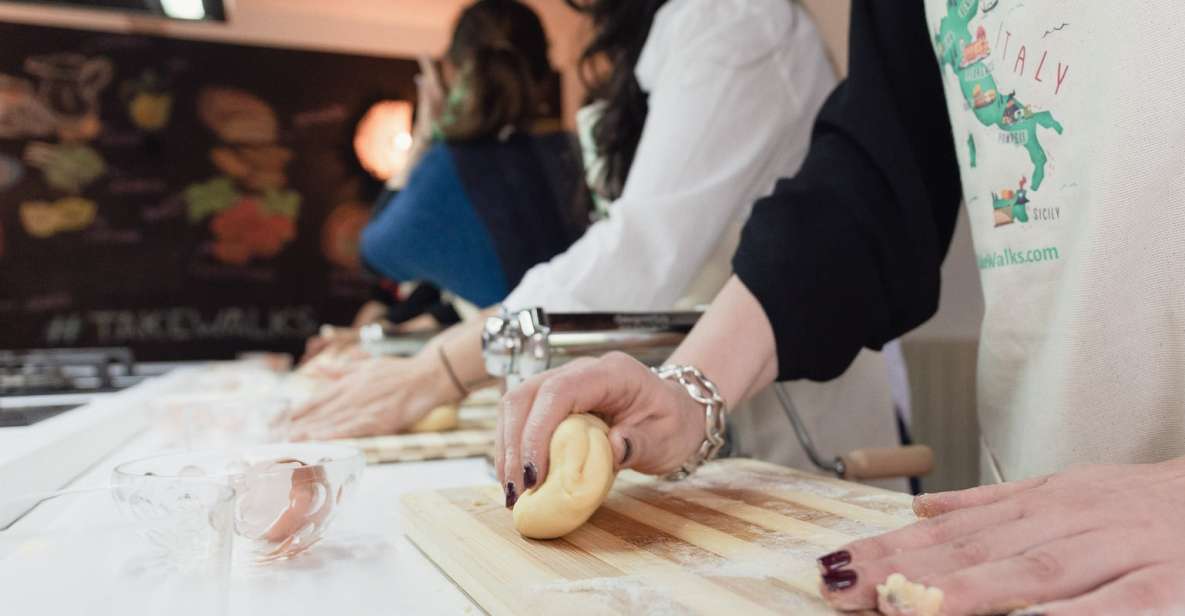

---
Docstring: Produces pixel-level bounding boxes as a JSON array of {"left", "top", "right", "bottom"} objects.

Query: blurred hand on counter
[
  {"left": 495, "top": 352, "right": 705, "bottom": 504},
  {"left": 819, "top": 458, "right": 1185, "bottom": 615},
  {"left": 300, "top": 327, "right": 361, "bottom": 366},
  {"left": 301, "top": 301, "right": 392, "bottom": 365},
  {"left": 286, "top": 355, "right": 458, "bottom": 440},
  {"left": 290, "top": 311, "right": 495, "bottom": 440},
  {"left": 413, "top": 55, "right": 446, "bottom": 139},
  {"left": 352, "top": 300, "right": 391, "bottom": 328}
]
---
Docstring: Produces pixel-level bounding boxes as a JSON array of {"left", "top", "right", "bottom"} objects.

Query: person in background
[
  {"left": 303, "top": 0, "right": 587, "bottom": 362},
  {"left": 287, "top": 0, "right": 912, "bottom": 490},
  {"left": 497, "top": 1, "right": 1185, "bottom": 613}
]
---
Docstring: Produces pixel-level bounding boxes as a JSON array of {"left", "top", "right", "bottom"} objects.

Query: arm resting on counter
[{"left": 433, "top": 311, "right": 499, "bottom": 393}]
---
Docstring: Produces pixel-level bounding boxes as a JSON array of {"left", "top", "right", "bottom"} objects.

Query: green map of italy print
[{"left": 935, "top": 0, "right": 1063, "bottom": 191}]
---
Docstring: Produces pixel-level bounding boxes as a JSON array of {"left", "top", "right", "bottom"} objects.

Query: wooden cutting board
[
  {"left": 334, "top": 406, "right": 497, "bottom": 463},
  {"left": 401, "top": 458, "right": 916, "bottom": 615}
]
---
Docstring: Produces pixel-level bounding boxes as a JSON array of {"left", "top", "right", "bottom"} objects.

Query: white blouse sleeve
[{"left": 504, "top": 0, "right": 833, "bottom": 312}]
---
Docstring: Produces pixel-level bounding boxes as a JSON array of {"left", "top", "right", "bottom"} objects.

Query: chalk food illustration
[
  {"left": 198, "top": 86, "right": 278, "bottom": 144},
  {"left": 121, "top": 68, "right": 174, "bottom": 132},
  {"left": 210, "top": 144, "right": 292, "bottom": 191},
  {"left": 0, "top": 74, "right": 56, "bottom": 138},
  {"left": 321, "top": 201, "right": 371, "bottom": 270},
  {"left": 5, "top": 52, "right": 113, "bottom": 242},
  {"left": 185, "top": 87, "right": 301, "bottom": 266},
  {"left": 19, "top": 196, "right": 97, "bottom": 238},
  {"left": 0, "top": 153, "right": 25, "bottom": 191},
  {"left": 24, "top": 52, "right": 113, "bottom": 142},
  {"left": 23, "top": 142, "right": 106, "bottom": 194},
  {"left": 185, "top": 177, "right": 298, "bottom": 265}
]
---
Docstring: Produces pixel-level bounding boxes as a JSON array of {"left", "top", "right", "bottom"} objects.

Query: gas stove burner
[
  {"left": 0, "top": 348, "right": 142, "bottom": 427},
  {"left": 0, "top": 402, "right": 79, "bottom": 427},
  {"left": 0, "top": 347, "right": 137, "bottom": 396}
]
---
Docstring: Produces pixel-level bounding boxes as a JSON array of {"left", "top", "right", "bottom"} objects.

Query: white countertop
[
  {"left": 1, "top": 367, "right": 492, "bottom": 616},
  {"left": 0, "top": 374, "right": 174, "bottom": 510}
]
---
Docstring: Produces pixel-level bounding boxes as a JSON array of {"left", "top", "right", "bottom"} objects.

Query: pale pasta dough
[
  {"left": 513, "top": 414, "right": 616, "bottom": 539},
  {"left": 876, "top": 573, "right": 944, "bottom": 616},
  {"left": 406, "top": 405, "right": 460, "bottom": 433}
]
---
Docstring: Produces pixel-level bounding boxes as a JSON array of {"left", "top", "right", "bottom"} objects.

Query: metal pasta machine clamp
[
  {"left": 482, "top": 307, "right": 933, "bottom": 483},
  {"left": 482, "top": 307, "right": 698, "bottom": 388}
]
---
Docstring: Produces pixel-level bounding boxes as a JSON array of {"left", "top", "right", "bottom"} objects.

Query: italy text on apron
[{"left": 922, "top": 0, "right": 1185, "bottom": 480}]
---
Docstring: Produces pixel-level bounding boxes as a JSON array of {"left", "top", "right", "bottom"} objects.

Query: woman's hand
[
  {"left": 413, "top": 54, "right": 446, "bottom": 139},
  {"left": 818, "top": 459, "right": 1185, "bottom": 615},
  {"left": 390, "top": 54, "right": 446, "bottom": 189},
  {"left": 351, "top": 300, "right": 390, "bottom": 328},
  {"left": 496, "top": 352, "right": 707, "bottom": 507},
  {"left": 299, "top": 325, "right": 361, "bottom": 365},
  {"left": 286, "top": 354, "right": 458, "bottom": 440}
]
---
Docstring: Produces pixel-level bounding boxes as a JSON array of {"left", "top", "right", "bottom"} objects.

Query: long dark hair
[
  {"left": 565, "top": 0, "right": 668, "bottom": 200},
  {"left": 440, "top": 0, "right": 552, "bottom": 141}
]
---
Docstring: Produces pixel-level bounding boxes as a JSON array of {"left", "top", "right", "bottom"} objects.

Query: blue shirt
[{"left": 360, "top": 134, "right": 584, "bottom": 308}]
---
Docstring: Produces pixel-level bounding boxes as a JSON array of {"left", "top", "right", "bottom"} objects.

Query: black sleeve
[
  {"left": 732, "top": 0, "right": 963, "bottom": 382},
  {"left": 383, "top": 282, "right": 462, "bottom": 327},
  {"left": 386, "top": 282, "right": 443, "bottom": 324}
]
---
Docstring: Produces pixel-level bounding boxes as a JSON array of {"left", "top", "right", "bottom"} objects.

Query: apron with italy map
[{"left": 922, "top": 0, "right": 1185, "bottom": 482}]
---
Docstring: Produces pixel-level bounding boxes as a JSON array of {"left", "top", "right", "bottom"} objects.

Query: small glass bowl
[
  {"left": 0, "top": 484, "right": 234, "bottom": 616},
  {"left": 112, "top": 443, "right": 364, "bottom": 564}
]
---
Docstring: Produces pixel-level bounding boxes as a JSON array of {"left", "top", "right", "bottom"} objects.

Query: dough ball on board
[
  {"left": 406, "top": 405, "right": 460, "bottom": 433},
  {"left": 877, "top": 573, "right": 944, "bottom": 616},
  {"left": 513, "top": 414, "right": 617, "bottom": 539}
]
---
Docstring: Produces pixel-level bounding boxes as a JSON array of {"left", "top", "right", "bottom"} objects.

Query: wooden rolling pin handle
[{"left": 840, "top": 445, "right": 934, "bottom": 481}]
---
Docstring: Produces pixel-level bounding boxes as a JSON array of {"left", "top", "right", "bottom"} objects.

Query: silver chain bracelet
[{"left": 652, "top": 364, "right": 727, "bottom": 481}]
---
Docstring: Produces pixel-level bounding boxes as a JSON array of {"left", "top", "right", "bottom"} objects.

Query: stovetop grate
[{"left": 0, "top": 347, "right": 137, "bottom": 396}]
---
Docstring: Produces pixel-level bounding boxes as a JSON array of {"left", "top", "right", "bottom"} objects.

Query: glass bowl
[
  {"left": 0, "top": 484, "right": 234, "bottom": 616},
  {"left": 112, "top": 443, "right": 364, "bottom": 564}
]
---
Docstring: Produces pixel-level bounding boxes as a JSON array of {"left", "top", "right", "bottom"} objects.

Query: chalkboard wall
[{"left": 0, "top": 21, "right": 420, "bottom": 360}]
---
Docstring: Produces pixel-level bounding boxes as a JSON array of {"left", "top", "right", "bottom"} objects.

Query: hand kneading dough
[
  {"left": 513, "top": 414, "right": 616, "bottom": 539},
  {"left": 876, "top": 573, "right": 944, "bottom": 616},
  {"left": 406, "top": 404, "right": 460, "bottom": 433}
]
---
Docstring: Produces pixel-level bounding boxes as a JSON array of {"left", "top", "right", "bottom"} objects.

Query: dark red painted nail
[
  {"left": 817, "top": 550, "right": 851, "bottom": 573},
  {"left": 823, "top": 569, "right": 858, "bottom": 591},
  {"left": 523, "top": 463, "right": 538, "bottom": 489},
  {"left": 505, "top": 482, "right": 518, "bottom": 509}
]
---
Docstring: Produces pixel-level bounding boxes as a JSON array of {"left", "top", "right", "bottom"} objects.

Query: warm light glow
[
  {"left": 353, "top": 100, "right": 414, "bottom": 182},
  {"left": 395, "top": 132, "right": 413, "bottom": 151},
  {"left": 160, "top": 0, "right": 207, "bottom": 20}
]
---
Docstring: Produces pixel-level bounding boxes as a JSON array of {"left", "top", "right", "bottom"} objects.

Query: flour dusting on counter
[{"left": 530, "top": 577, "right": 685, "bottom": 616}]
